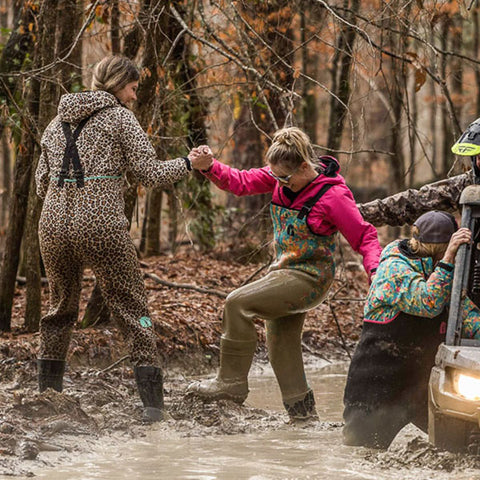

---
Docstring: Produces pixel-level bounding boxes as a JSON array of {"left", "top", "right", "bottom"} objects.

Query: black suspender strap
[
  {"left": 58, "top": 115, "right": 92, "bottom": 188},
  {"left": 297, "top": 184, "right": 334, "bottom": 220},
  {"left": 57, "top": 104, "right": 116, "bottom": 188}
]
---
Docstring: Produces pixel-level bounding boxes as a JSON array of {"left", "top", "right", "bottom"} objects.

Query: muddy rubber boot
[
  {"left": 134, "top": 366, "right": 165, "bottom": 423},
  {"left": 265, "top": 316, "right": 317, "bottom": 419},
  {"left": 38, "top": 359, "right": 66, "bottom": 393},
  {"left": 283, "top": 389, "right": 317, "bottom": 420},
  {"left": 187, "top": 337, "right": 257, "bottom": 404}
]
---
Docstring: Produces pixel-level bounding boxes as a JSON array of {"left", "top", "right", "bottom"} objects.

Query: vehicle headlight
[{"left": 455, "top": 372, "right": 480, "bottom": 400}]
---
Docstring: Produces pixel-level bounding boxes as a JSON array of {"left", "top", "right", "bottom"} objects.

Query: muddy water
[{"left": 6, "top": 362, "right": 480, "bottom": 480}]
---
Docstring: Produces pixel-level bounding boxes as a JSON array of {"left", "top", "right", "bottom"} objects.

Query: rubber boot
[
  {"left": 134, "top": 366, "right": 165, "bottom": 423},
  {"left": 38, "top": 359, "right": 66, "bottom": 393},
  {"left": 283, "top": 389, "right": 317, "bottom": 420},
  {"left": 187, "top": 337, "right": 257, "bottom": 404},
  {"left": 266, "top": 316, "right": 318, "bottom": 419}
]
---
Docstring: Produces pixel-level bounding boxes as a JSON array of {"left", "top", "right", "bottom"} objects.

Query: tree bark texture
[
  {"left": 24, "top": 0, "right": 59, "bottom": 332},
  {"left": 0, "top": 84, "right": 39, "bottom": 331},
  {"left": 0, "top": 1, "right": 39, "bottom": 331},
  {"left": 327, "top": 0, "right": 359, "bottom": 153},
  {"left": 0, "top": 0, "right": 36, "bottom": 138},
  {"left": 1, "top": 129, "right": 11, "bottom": 228}
]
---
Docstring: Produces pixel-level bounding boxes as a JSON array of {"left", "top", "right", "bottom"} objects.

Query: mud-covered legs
[{"left": 189, "top": 269, "right": 329, "bottom": 417}]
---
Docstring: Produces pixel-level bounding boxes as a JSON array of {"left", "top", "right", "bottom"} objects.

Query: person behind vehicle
[
  {"left": 358, "top": 118, "right": 480, "bottom": 227},
  {"left": 343, "top": 211, "right": 480, "bottom": 448},
  {"left": 186, "top": 127, "right": 382, "bottom": 420},
  {"left": 35, "top": 55, "right": 212, "bottom": 422}
]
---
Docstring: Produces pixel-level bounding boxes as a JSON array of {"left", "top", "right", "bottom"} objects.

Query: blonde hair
[
  {"left": 91, "top": 56, "right": 139, "bottom": 94},
  {"left": 265, "top": 127, "right": 316, "bottom": 170},
  {"left": 408, "top": 226, "right": 448, "bottom": 259}
]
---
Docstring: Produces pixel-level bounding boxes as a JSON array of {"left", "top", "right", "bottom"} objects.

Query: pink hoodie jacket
[{"left": 203, "top": 158, "right": 381, "bottom": 277}]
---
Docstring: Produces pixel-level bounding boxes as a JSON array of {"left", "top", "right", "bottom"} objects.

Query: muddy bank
[
  {"left": 0, "top": 358, "right": 329, "bottom": 477},
  {"left": 2, "top": 251, "right": 479, "bottom": 478},
  {"left": 1, "top": 251, "right": 366, "bottom": 476},
  {"left": 2, "top": 360, "right": 480, "bottom": 479}
]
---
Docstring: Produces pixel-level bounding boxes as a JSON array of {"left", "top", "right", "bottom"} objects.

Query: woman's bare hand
[
  {"left": 189, "top": 145, "right": 214, "bottom": 171},
  {"left": 441, "top": 227, "right": 472, "bottom": 264}
]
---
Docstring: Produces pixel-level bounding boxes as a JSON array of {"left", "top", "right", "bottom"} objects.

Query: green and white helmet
[{"left": 451, "top": 118, "right": 480, "bottom": 156}]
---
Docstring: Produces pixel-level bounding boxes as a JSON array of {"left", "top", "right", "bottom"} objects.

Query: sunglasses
[{"left": 268, "top": 167, "right": 298, "bottom": 185}]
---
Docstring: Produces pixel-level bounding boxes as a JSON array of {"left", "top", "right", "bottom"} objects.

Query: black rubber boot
[
  {"left": 134, "top": 366, "right": 165, "bottom": 423},
  {"left": 37, "top": 359, "right": 66, "bottom": 393}
]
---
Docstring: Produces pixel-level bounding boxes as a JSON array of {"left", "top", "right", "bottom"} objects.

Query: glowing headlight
[{"left": 455, "top": 372, "right": 480, "bottom": 400}]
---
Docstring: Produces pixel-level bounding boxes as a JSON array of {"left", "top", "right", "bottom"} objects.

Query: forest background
[{"left": 0, "top": 0, "right": 476, "bottom": 337}]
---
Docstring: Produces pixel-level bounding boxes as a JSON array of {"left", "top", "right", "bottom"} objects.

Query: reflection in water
[{"left": 7, "top": 363, "right": 480, "bottom": 480}]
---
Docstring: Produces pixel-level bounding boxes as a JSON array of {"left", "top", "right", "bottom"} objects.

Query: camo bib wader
[{"left": 211, "top": 185, "right": 338, "bottom": 416}]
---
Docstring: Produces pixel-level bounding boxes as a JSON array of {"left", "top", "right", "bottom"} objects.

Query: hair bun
[{"left": 273, "top": 130, "right": 292, "bottom": 146}]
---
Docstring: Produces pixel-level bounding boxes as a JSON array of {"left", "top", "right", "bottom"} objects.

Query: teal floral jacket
[{"left": 364, "top": 240, "right": 480, "bottom": 339}]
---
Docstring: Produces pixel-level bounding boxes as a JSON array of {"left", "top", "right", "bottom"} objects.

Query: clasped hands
[{"left": 188, "top": 145, "right": 214, "bottom": 171}]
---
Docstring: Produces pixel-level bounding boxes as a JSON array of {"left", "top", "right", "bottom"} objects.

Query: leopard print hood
[{"left": 58, "top": 90, "right": 120, "bottom": 123}]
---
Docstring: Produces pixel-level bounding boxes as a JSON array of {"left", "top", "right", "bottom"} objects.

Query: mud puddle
[{"left": 4, "top": 361, "right": 480, "bottom": 480}]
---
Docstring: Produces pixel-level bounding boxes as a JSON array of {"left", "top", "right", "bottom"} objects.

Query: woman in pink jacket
[{"left": 188, "top": 127, "right": 381, "bottom": 419}]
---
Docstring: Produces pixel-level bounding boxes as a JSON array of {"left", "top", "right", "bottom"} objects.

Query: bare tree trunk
[
  {"left": 168, "top": 190, "right": 178, "bottom": 253},
  {"left": 390, "top": 83, "right": 405, "bottom": 192},
  {"left": 0, "top": 84, "right": 39, "bottom": 331},
  {"left": 1, "top": 130, "right": 11, "bottom": 228},
  {"left": 301, "top": 10, "right": 318, "bottom": 144},
  {"left": 110, "top": 0, "right": 121, "bottom": 55},
  {"left": 57, "top": 0, "right": 83, "bottom": 92},
  {"left": 144, "top": 188, "right": 163, "bottom": 255},
  {"left": 451, "top": 13, "right": 463, "bottom": 143},
  {"left": 327, "top": 0, "right": 359, "bottom": 152},
  {"left": 0, "top": 1, "right": 36, "bottom": 139},
  {"left": 24, "top": 0, "right": 59, "bottom": 332},
  {"left": 440, "top": 16, "right": 456, "bottom": 177},
  {"left": 429, "top": 27, "right": 439, "bottom": 178},
  {"left": 0, "top": 1, "right": 38, "bottom": 332},
  {"left": 408, "top": 76, "right": 418, "bottom": 187}
]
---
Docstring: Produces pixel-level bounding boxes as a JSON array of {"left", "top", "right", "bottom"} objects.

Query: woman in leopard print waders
[
  {"left": 187, "top": 128, "right": 382, "bottom": 420},
  {"left": 35, "top": 55, "right": 212, "bottom": 422}
]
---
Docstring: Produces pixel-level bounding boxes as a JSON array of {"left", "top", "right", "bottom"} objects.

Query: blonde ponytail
[{"left": 265, "top": 127, "right": 316, "bottom": 170}]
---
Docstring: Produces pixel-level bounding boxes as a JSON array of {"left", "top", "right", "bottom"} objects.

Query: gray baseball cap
[{"left": 413, "top": 211, "right": 458, "bottom": 243}]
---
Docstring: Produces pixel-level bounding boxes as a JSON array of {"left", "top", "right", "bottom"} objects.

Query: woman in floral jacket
[{"left": 343, "top": 211, "right": 477, "bottom": 448}]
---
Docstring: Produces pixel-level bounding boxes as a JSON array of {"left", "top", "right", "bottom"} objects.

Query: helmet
[{"left": 451, "top": 118, "right": 480, "bottom": 156}]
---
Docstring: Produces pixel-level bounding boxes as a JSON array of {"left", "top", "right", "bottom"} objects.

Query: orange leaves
[
  {"left": 24, "top": 0, "right": 38, "bottom": 12},
  {"left": 405, "top": 52, "right": 427, "bottom": 93},
  {"left": 413, "top": 68, "right": 427, "bottom": 93},
  {"left": 94, "top": 3, "right": 109, "bottom": 23},
  {"left": 140, "top": 67, "right": 152, "bottom": 81}
]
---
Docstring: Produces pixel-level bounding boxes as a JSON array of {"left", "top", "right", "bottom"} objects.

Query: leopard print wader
[{"left": 35, "top": 90, "right": 190, "bottom": 367}]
